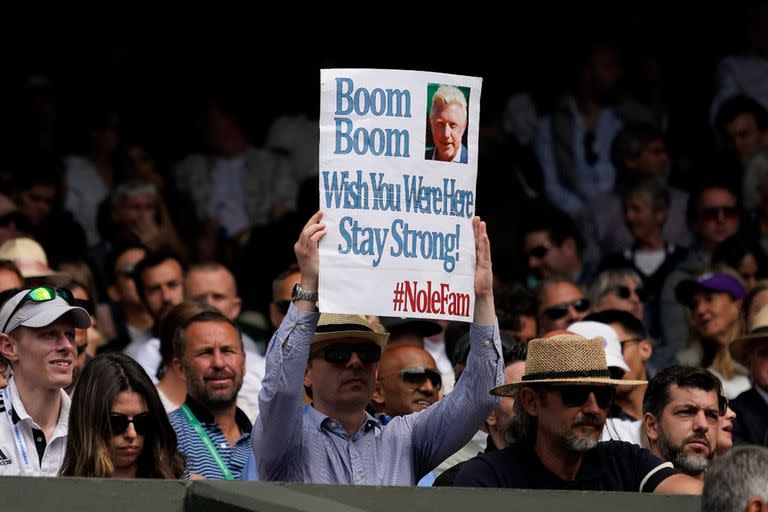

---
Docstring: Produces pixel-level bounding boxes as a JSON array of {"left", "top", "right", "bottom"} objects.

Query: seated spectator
[
  {"left": 742, "top": 280, "right": 768, "bottom": 330},
  {"left": 495, "top": 283, "right": 538, "bottom": 343},
  {"left": 60, "top": 353, "right": 186, "bottom": 478},
  {"left": 453, "top": 333, "right": 702, "bottom": 493},
  {"left": 536, "top": 277, "right": 591, "bottom": 334},
  {"left": 371, "top": 345, "right": 441, "bottom": 420},
  {"left": 712, "top": 233, "right": 768, "bottom": 292},
  {"left": 716, "top": 405, "right": 737, "bottom": 456},
  {"left": 588, "top": 268, "right": 645, "bottom": 322},
  {"left": 702, "top": 445, "right": 768, "bottom": 512},
  {"left": 0, "top": 237, "right": 70, "bottom": 287},
  {"left": 0, "top": 260, "right": 23, "bottom": 293}
]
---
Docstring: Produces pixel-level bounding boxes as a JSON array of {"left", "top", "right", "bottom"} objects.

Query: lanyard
[
  {"left": 179, "top": 404, "right": 234, "bottom": 480},
  {"left": 3, "top": 387, "right": 30, "bottom": 467}
]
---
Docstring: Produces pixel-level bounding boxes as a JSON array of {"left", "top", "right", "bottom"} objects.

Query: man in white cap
[{"left": 0, "top": 287, "right": 91, "bottom": 475}]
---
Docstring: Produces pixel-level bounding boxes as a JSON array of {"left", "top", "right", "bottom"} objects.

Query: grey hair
[
  {"left": 588, "top": 268, "right": 643, "bottom": 306},
  {"left": 619, "top": 174, "right": 670, "bottom": 213},
  {"left": 702, "top": 445, "right": 768, "bottom": 512},
  {"left": 111, "top": 179, "right": 160, "bottom": 208}
]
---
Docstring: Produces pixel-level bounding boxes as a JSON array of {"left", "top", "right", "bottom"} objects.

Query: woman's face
[
  {"left": 597, "top": 276, "right": 644, "bottom": 320},
  {"left": 716, "top": 406, "right": 736, "bottom": 455},
  {"left": 691, "top": 291, "right": 741, "bottom": 343},
  {"left": 108, "top": 390, "right": 148, "bottom": 475},
  {"left": 738, "top": 253, "right": 759, "bottom": 292}
]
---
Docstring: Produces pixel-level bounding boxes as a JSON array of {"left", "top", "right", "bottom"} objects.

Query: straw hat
[
  {"left": 0, "top": 237, "right": 69, "bottom": 285},
  {"left": 731, "top": 304, "right": 768, "bottom": 365},
  {"left": 490, "top": 334, "right": 647, "bottom": 397},
  {"left": 313, "top": 312, "right": 389, "bottom": 347}
]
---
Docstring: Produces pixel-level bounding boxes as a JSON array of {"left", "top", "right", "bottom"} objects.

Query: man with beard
[
  {"left": 454, "top": 333, "right": 703, "bottom": 493},
  {"left": 124, "top": 250, "right": 185, "bottom": 383},
  {"left": 168, "top": 310, "right": 250, "bottom": 479},
  {"left": 642, "top": 365, "right": 725, "bottom": 480}
]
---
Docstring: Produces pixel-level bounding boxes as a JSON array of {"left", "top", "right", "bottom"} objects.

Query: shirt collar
[
  {"left": 183, "top": 394, "right": 252, "bottom": 434},
  {"left": 6, "top": 376, "right": 71, "bottom": 431},
  {"left": 304, "top": 404, "right": 382, "bottom": 433},
  {"left": 756, "top": 384, "right": 768, "bottom": 407}
]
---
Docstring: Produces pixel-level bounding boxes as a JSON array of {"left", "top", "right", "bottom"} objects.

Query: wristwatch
[{"left": 291, "top": 283, "right": 318, "bottom": 303}]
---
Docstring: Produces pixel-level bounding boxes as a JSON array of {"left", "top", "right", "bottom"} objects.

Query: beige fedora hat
[
  {"left": 490, "top": 334, "right": 647, "bottom": 397},
  {"left": 731, "top": 304, "right": 768, "bottom": 365},
  {"left": 313, "top": 312, "right": 389, "bottom": 347},
  {"left": 0, "top": 237, "right": 70, "bottom": 285}
]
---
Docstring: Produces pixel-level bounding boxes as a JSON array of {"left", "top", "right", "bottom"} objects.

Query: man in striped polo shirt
[{"left": 168, "top": 310, "right": 251, "bottom": 479}]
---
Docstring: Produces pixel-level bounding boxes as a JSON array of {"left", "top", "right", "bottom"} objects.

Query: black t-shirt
[{"left": 453, "top": 440, "right": 678, "bottom": 492}]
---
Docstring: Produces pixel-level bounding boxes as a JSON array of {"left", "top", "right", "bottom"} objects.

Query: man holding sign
[{"left": 252, "top": 211, "right": 502, "bottom": 484}]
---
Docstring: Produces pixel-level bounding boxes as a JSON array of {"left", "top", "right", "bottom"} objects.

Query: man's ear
[
  {"left": 0, "top": 333, "right": 17, "bottom": 363},
  {"left": 561, "top": 237, "right": 577, "bottom": 256},
  {"left": 172, "top": 356, "right": 185, "bottom": 378},
  {"left": 231, "top": 297, "right": 242, "bottom": 319},
  {"left": 303, "top": 365, "right": 312, "bottom": 389},
  {"left": 643, "top": 412, "right": 659, "bottom": 443},
  {"left": 639, "top": 340, "right": 653, "bottom": 363},
  {"left": 107, "top": 284, "right": 119, "bottom": 303},
  {"left": 371, "top": 380, "right": 385, "bottom": 409},
  {"left": 520, "top": 388, "right": 541, "bottom": 417}
]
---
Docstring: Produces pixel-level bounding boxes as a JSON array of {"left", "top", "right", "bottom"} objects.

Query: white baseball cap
[
  {"left": 567, "top": 320, "right": 629, "bottom": 373},
  {"left": 0, "top": 288, "right": 91, "bottom": 334}
]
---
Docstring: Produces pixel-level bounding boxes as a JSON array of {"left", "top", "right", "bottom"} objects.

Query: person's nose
[
  {"left": 161, "top": 286, "right": 174, "bottom": 303},
  {"left": 123, "top": 422, "right": 138, "bottom": 441},
  {"left": 210, "top": 349, "right": 226, "bottom": 369},
  {"left": 582, "top": 393, "right": 602, "bottom": 415},
  {"left": 418, "top": 376, "right": 436, "bottom": 396},
  {"left": 55, "top": 333, "right": 76, "bottom": 353},
  {"left": 692, "top": 411, "right": 710, "bottom": 433},
  {"left": 346, "top": 351, "right": 364, "bottom": 369},
  {"left": 442, "top": 123, "right": 452, "bottom": 139}
]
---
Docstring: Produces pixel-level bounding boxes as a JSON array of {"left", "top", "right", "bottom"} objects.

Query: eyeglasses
[
  {"left": 607, "top": 285, "right": 647, "bottom": 303},
  {"left": 381, "top": 367, "right": 442, "bottom": 390},
  {"left": 109, "top": 412, "right": 150, "bottom": 437},
  {"left": 526, "top": 245, "right": 550, "bottom": 260},
  {"left": 273, "top": 299, "right": 291, "bottom": 316},
  {"left": 2, "top": 286, "right": 75, "bottom": 333},
  {"left": 309, "top": 342, "right": 381, "bottom": 365},
  {"left": 700, "top": 206, "right": 739, "bottom": 222},
  {"left": 547, "top": 385, "right": 617, "bottom": 409},
  {"left": 718, "top": 395, "right": 729, "bottom": 417},
  {"left": 619, "top": 337, "right": 646, "bottom": 354},
  {"left": 541, "top": 298, "right": 591, "bottom": 321}
]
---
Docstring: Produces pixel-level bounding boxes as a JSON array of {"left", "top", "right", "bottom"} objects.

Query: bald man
[{"left": 371, "top": 345, "right": 442, "bottom": 418}]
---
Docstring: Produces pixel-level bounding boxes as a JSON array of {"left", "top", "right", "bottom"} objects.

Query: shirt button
[
  {"left": 219, "top": 443, "right": 227, "bottom": 449},
  {"left": 483, "top": 340, "right": 490, "bottom": 347}
]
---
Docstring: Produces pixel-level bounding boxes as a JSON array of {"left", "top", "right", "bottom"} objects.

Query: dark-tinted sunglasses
[
  {"left": 385, "top": 367, "right": 442, "bottom": 390},
  {"left": 109, "top": 412, "right": 151, "bottom": 436},
  {"left": 2, "top": 286, "right": 76, "bottom": 333},
  {"left": 718, "top": 395, "right": 729, "bottom": 417},
  {"left": 273, "top": 299, "right": 291, "bottom": 316},
  {"left": 547, "top": 385, "right": 617, "bottom": 409},
  {"left": 608, "top": 285, "right": 647, "bottom": 302},
  {"left": 700, "top": 206, "right": 739, "bottom": 221},
  {"left": 309, "top": 342, "right": 381, "bottom": 365},
  {"left": 541, "top": 298, "right": 590, "bottom": 321},
  {"left": 526, "top": 245, "right": 550, "bottom": 259}
]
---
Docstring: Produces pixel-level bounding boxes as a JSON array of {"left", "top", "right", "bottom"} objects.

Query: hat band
[
  {"left": 522, "top": 369, "right": 611, "bottom": 381},
  {"left": 750, "top": 326, "right": 768, "bottom": 336},
  {"left": 315, "top": 322, "right": 374, "bottom": 334}
]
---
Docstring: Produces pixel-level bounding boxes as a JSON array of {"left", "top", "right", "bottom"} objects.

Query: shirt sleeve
[
  {"left": 621, "top": 442, "right": 679, "bottom": 492},
  {"left": 409, "top": 320, "right": 503, "bottom": 478},
  {"left": 453, "top": 455, "right": 500, "bottom": 488},
  {"left": 251, "top": 302, "right": 319, "bottom": 480}
]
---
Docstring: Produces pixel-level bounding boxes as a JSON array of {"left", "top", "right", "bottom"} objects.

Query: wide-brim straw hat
[
  {"left": 490, "top": 334, "right": 647, "bottom": 397},
  {"left": 731, "top": 303, "right": 768, "bottom": 365},
  {"left": 313, "top": 312, "right": 389, "bottom": 347}
]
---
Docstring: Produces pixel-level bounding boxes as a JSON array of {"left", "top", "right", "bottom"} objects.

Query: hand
[
  {"left": 294, "top": 210, "right": 326, "bottom": 292},
  {"left": 473, "top": 216, "right": 493, "bottom": 298}
]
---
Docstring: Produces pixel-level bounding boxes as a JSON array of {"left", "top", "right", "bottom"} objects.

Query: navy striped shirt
[{"left": 169, "top": 395, "right": 252, "bottom": 480}]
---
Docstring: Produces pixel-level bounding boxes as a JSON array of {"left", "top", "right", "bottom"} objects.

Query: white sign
[{"left": 318, "top": 69, "right": 482, "bottom": 321}]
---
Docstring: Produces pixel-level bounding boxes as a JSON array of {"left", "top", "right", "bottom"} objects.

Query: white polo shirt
[{"left": 0, "top": 377, "right": 70, "bottom": 476}]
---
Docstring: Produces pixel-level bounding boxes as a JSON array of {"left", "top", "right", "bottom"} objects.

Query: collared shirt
[
  {"left": 0, "top": 377, "right": 70, "bottom": 476},
  {"left": 123, "top": 336, "right": 161, "bottom": 384},
  {"left": 169, "top": 395, "right": 253, "bottom": 480},
  {"left": 454, "top": 440, "right": 678, "bottom": 491},
  {"left": 756, "top": 384, "right": 768, "bottom": 408},
  {"left": 252, "top": 303, "right": 503, "bottom": 485}
]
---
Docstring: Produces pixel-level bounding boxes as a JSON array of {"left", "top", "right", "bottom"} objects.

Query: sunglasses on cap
[
  {"left": 546, "top": 385, "right": 617, "bottom": 409},
  {"left": 109, "top": 412, "right": 151, "bottom": 437},
  {"left": 700, "top": 206, "right": 739, "bottom": 221},
  {"left": 2, "top": 286, "right": 76, "bottom": 333},
  {"left": 607, "top": 285, "right": 647, "bottom": 302},
  {"left": 541, "top": 298, "right": 591, "bottom": 321},
  {"left": 382, "top": 367, "right": 442, "bottom": 390},
  {"left": 309, "top": 342, "right": 381, "bottom": 365},
  {"left": 273, "top": 299, "right": 291, "bottom": 316},
  {"left": 526, "top": 245, "right": 550, "bottom": 260}
]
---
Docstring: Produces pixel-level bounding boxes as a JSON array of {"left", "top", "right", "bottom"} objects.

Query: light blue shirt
[{"left": 252, "top": 303, "right": 502, "bottom": 485}]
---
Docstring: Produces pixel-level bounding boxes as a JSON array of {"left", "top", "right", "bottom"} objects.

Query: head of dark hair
[
  {"left": 610, "top": 123, "right": 665, "bottom": 177},
  {"left": 10, "top": 152, "right": 63, "bottom": 196},
  {"left": 105, "top": 242, "right": 147, "bottom": 285},
  {"left": 496, "top": 283, "right": 538, "bottom": 332},
  {"left": 584, "top": 309, "right": 648, "bottom": 340},
  {"left": 520, "top": 205, "right": 584, "bottom": 256},
  {"left": 131, "top": 249, "right": 186, "bottom": 301},
  {"left": 715, "top": 94, "right": 768, "bottom": 140},
  {"left": 712, "top": 234, "right": 768, "bottom": 280},
  {"left": 642, "top": 365, "right": 723, "bottom": 419},
  {"left": 173, "top": 310, "right": 242, "bottom": 361},
  {"left": 685, "top": 179, "right": 740, "bottom": 227},
  {"left": 60, "top": 353, "right": 185, "bottom": 478}
]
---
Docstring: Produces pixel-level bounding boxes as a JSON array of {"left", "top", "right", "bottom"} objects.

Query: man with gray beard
[
  {"left": 641, "top": 365, "right": 725, "bottom": 480},
  {"left": 454, "top": 333, "right": 703, "bottom": 493}
]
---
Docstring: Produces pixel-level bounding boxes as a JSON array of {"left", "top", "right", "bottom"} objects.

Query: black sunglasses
[
  {"left": 2, "top": 286, "right": 76, "bottom": 333},
  {"left": 383, "top": 367, "right": 442, "bottom": 390},
  {"left": 718, "top": 395, "right": 729, "bottom": 417},
  {"left": 309, "top": 342, "right": 381, "bottom": 365},
  {"left": 109, "top": 412, "right": 151, "bottom": 437},
  {"left": 273, "top": 299, "right": 291, "bottom": 316},
  {"left": 526, "top": 245, "right": 550, "bottom": 259},
  {"left": 548, "top": 385, "right": 616, "bottom": 409},
  {"left": 700, "top": 206, "right": 739, "bottom": 221},
  {"left": 608, "top": 285, "right": 647, "bottom": 303},
  {"left": 541, "top": 298, "right": 591, "bottom": 321}
]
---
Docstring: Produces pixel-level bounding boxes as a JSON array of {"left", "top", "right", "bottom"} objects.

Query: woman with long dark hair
[{"left": 60, "top": 353, "right": 186, "bottom": 478}]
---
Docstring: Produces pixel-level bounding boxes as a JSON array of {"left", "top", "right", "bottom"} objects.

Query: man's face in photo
[{"left": 430, "top": 102, "right": 467, "bottom": 161}]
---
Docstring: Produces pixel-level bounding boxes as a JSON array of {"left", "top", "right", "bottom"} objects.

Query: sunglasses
[
  {"left": 273, "top": 299, "right": 291, "bottom": 316},
  {"left": 541, "top": 298, "right": 591, "bottom": 321},
  {"left": 607, "top": 285, "right": 647, "bottom": 302},
  {"left": 2, "top": 286, "right": 76, "bottom": 333},
  {"left": 700, "top": 206, "right": 739, "bottom": 221},
  {"left": 526, "top": 245, "right": 550, "bottom": 260},
  {"left": 309, "top": 342, "right": 381, "bottom": 365},
  {"left": 547, "top": 385, "right": 617, "bottom": 409},
  {"left": 718, "top": 395, "right": 729, "bottom": 417},
  {"left": 109, "top": 412, "right": 151, "bottom": 437},
  {"left": 382, "top": 367, "right": 442, "bottom": 390}
]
